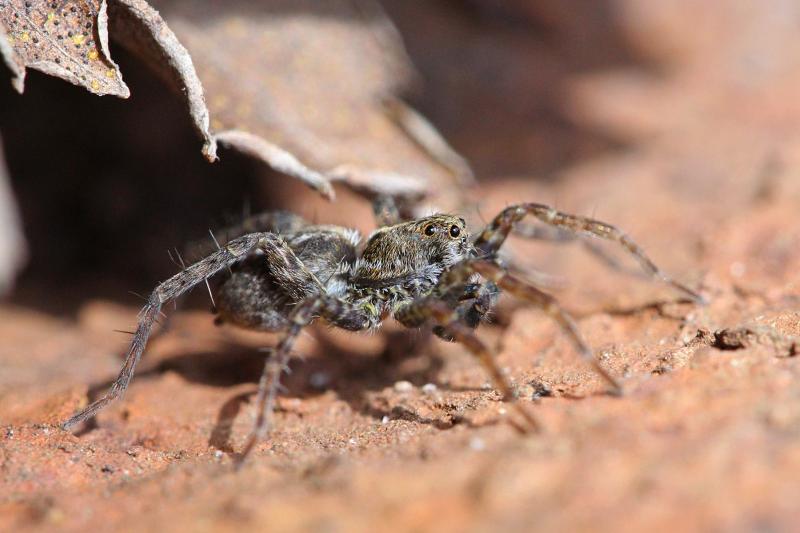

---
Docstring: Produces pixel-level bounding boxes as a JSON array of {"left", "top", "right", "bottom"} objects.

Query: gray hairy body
[
  {"left": 215, "top": 212, "right": 474, "bottom": 333},
  {"left": 63, "top": 201, "right": 702, "bottom": 464}
]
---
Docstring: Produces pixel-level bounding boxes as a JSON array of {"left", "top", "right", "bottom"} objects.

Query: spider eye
[
  {"left": 449, "top": 225, "right": 461, "bottom": 238},
  {"left": 424, "top": 224, "right": 436, "bottom": 236}
]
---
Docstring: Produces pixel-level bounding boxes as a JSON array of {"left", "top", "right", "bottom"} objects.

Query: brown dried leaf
[
  {"left": 0, "top": 23, "right": 23, "bottom": 91},
  {"left": 214, "top": 129, "right": 333, "bottom": 195},
  {"left": 111, "top": 0, "right": 459, "bottom": 199},
  {"left": 0, "top": 0, "right": 128, "bottom": 96}
]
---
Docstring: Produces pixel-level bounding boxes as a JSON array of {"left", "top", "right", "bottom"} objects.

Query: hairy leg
[
  {"left": 394, "top": 296, "right": 540, "bottom": 432},
  {"left": 511, "top": 221, "right": 664, "bottom": 285},
  {"left": 469, "top": 260, "right": 621, "bottom": 393},
  {"left": 372, "top": 195, "right": 403, "bottom": 227},
  {"left": 371, "top": 194, "right": 421, "bottom": 227},
  {"left": 473, "top": 203, "right": 703, "bottom": 302},
  {"left": 456, "top": 281, "right": 499, "bottom": 329},
  {"left": 63, "top": 233, "right": 323, "bottom": 430},
  {"left": 188, "top": 210, "right": 309, "bottom": 259},
  {"left": 397, "top": 258, "right": 621, "bottom": 392},
  {"left": 429, "top": 281, "right": 499, "bottom": 341},
  {"left": 238, "top": 295, "right": 379, "bottom": 463}
]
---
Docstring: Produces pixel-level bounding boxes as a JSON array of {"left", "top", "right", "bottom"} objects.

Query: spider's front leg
[
  {"left": 62, "top": 233, "right": 322, "bottom": 430},
  {"left": 395, "top": 287, "right": 540, "bottom": 432},
  {"left": 428, "top": 281, "right": 499, "bottom": 341},
  {"left": 468, "top": 260, "right": 622, "bottom": 393},
  {"left": 474, "top": 203, "right": 704, "bottom": 302},
  {"left": 394, "top": 258, "right": 623, "bottom": 431}
]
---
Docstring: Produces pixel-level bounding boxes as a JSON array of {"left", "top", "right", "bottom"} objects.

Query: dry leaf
[
  {"left": 0, "top": 0, "right": 470, "bottom": 200},
  {"left": 110, "top": 0, "right": 462, "bottom": 199},
  {"left": 0, "top": 0, "right": 128, "bottom": 96}
]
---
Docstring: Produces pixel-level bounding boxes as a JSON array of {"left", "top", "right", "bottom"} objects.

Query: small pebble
[
  {"left": 729, "top": 261, "right": 746, "bottom": 278},
  {"left": 214, "top": 450, "right": 224, "bottom": 459},
  {"left": 348, "top": 438, "right": 357, "bottom": 446},
  {"left": 394, "top": 380, "right": 413, "bottom": 393},
  {"left": 469, "top": 437, "right": 486, "bottom": 451},
  {"left": 421, "top": 383, "right": 438, "bottom": 394},
  {"left": 381, "top": 415, "right": 390, "bottom": 424},
  {"left": 309, "top": 372, "right": 330, "bottom": 389}
]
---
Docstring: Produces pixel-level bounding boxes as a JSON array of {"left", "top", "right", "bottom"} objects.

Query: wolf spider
[{"left": 63, "top": 198, "right": 701, "bottom": 460}]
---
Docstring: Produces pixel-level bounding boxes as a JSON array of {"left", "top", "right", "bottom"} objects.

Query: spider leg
[
  {"left": 372, "top": 195, "right": 403, "bottom": 226},
  {"left": 187, "top": 210, "right": 309, "bottom": 259},
  {"left": 395, "top": 296, "right": 540, "bottom": 432},
  {"left": 238, "top": 298, "right": 321, "bottom": 464},
  {"left": 62, "top": 233, "right": 322, "bottom": 430},
  {"left": 512, "top": 221, "right": 662, "bottom": 285},
  {"left": 473, "top": 203, "right": 704, "bottom": 302},
  {"left": 469, "top": 260, "right": 622, "bottom": 394},
  {"left": 371, "top": 194, "right": 421, "bottom": 227},
  {"left": 393, "top": 267, "right": 498, "bottom": 336},
  {"left": 393, "top": 280, "right": 539, "bottom": 431},
  {"left": 457, "top": 281, "right": 499, "bottom": 329},
  {"left": 431, "top": 281, "right": 499, "bottom": 341},
  {"left": 512, "top": 223, "right": 573, "bottom": 242},
  {"left": 238, "top": 296, "right": 378, "bottom": 463},
  {"left": 398, "top": 258, "right": 620, "bottom": 392}
]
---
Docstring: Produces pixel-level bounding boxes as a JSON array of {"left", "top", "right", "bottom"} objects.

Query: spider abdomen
[
  {"left": 215, "top": 225, "right": 361, "bottom": 331},
  {"left": 215, "top": 258, "right": 293, "bottom": 331}
]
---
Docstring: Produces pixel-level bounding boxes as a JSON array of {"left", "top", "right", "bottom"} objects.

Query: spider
[{"left": 62, "top": 198, "right": 701, "bottom": 460}]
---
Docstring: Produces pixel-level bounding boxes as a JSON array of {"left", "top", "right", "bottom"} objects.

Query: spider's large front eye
[
  {"left": 424, "top": 224, "right": 436, "bottom": 236},
  {"left": 449, "top": 225, "right": 461, "bottom": 238}
]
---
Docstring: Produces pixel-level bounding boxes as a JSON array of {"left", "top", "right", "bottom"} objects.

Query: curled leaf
[
  {"left": 327, "top": 164, "right": 427, "bottom": 200},
  {"left": 215, "top": 129, "right": 334, "bottom": 199},
  {"left": 110, "top": 0, "right": 458, "bottom": 199},
  {"left": 384, "top": 97, "right": 475, "bottom": 186},
  {"left": 0, "top": 0, "right": 128, "bottom": 96}
]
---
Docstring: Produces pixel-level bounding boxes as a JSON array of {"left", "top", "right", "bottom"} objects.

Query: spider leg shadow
[
  {"left": 207, "top": 325, "right": 499, "bottom": 452},
  {"left": 73, "top": 343, "right": 265, "bottom": 436},
  {"left": 75, "top": 324, "right": 492, "bottom": 447},
  {"left": 307, "top": 327, "right": 491, "bottom": 422},
  {"left": 208, "top": 391, "right": 252, "bottom": 454}
]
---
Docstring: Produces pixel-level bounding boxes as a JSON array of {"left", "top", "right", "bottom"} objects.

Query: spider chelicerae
[{"left": 63, "top": 198, "right": 701, "bottom": 460}]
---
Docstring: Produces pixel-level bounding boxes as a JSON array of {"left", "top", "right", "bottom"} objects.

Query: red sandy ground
[{"left": 1, "top": 166, "right": 798, "bottom": 531}]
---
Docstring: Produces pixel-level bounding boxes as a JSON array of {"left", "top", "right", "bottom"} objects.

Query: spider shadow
[
  {"left": 200, "top": 328, "right": 469, "bottom": 452},
  {"left": 78, "top": 327, "right": 481, "bottom": 450},
  {"left": 74, "top": 344, "right": 267, "bottom": 437}
]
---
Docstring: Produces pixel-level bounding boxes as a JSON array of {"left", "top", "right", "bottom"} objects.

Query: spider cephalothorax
[
  {"left": 350, "top": 215, "right": 473, "bottom": 313},
  {"left": 63, "top": 199, "right": 702, "bottom": 462},
  {"left": 355, "top": 214, "right": 470, "bottom": 290}
]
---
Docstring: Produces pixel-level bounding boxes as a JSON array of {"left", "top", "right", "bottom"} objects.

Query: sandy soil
[{"left": 2, "top": 164, "right": 798, "bottom": 532}]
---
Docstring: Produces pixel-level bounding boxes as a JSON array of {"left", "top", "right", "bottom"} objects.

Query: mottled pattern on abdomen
[{"left": 215, "top": 258, "right": 293, "bottom": 331}]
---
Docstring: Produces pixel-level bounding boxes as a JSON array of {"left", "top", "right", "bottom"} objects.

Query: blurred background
[{"left": 1, "top": 1, "right": 799, "bottom": 531}]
